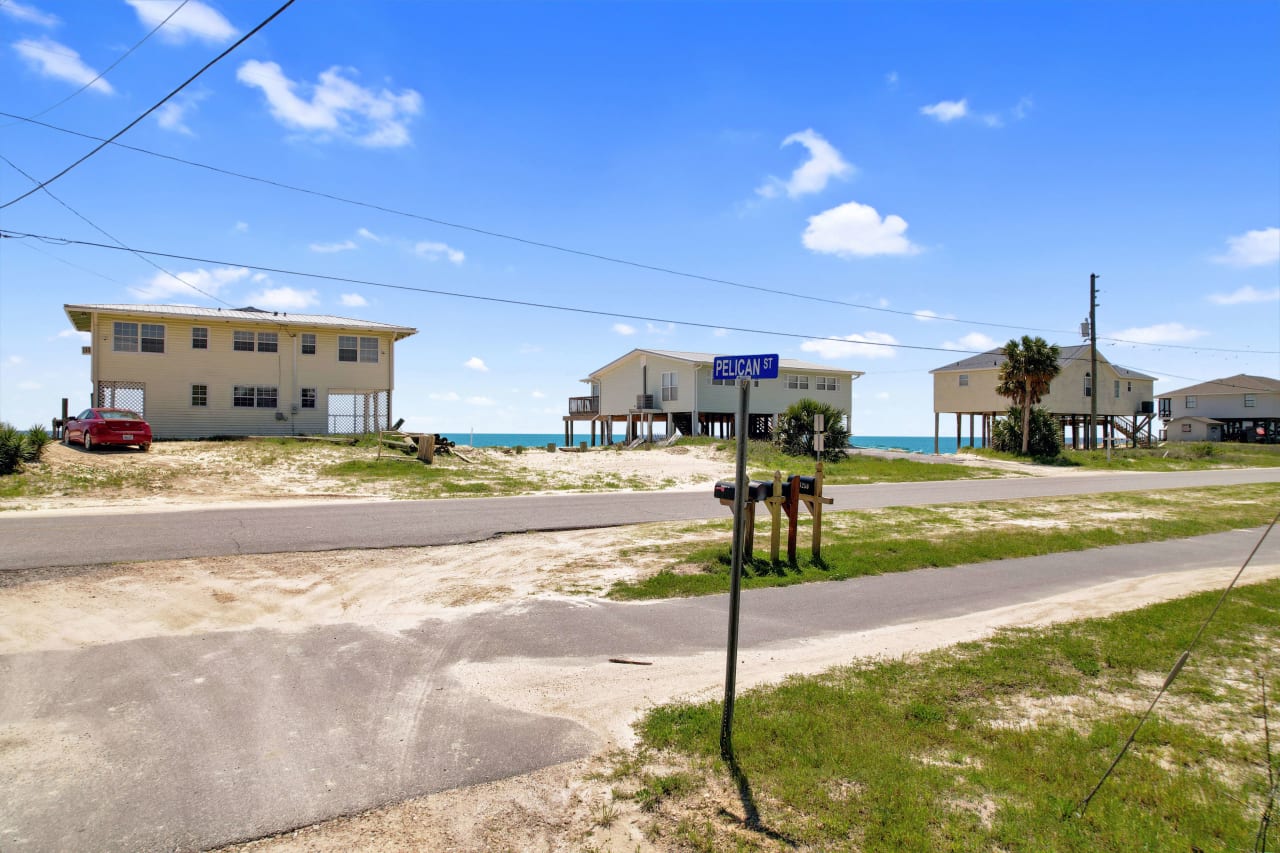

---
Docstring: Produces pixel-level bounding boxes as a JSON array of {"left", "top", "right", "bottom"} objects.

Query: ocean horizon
[{"left": 436, "top": 433, "right": 962, "bottom": 455}]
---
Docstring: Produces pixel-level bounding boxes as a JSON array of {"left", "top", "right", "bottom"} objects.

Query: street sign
[{"left": 713, "top": 353, "right": 780, "bottom": 381}]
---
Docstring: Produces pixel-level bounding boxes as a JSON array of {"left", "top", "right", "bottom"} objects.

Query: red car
[{"left": 63, "top": 408, "right": 152, "bottom": 451}]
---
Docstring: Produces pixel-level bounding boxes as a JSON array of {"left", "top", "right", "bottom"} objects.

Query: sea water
[{"left": 439, "top": 433, "right": 962, "bottom": 455}]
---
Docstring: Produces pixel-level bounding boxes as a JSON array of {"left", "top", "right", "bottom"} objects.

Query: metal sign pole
[{"left": 720, "top": 375, "right": 751, "bottom": 760}]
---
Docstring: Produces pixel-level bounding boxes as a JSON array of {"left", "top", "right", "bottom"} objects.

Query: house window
[
  {"left": 661, "top": 371, "right": 678, "bottom": 402},
  {"left": 139, "top": 324, "right": 165, "bottom": 353},
  {"left": 257, "top": 332, "right": 278, "bottom": 353},
  {"left": 112, "top": 321, "right": 139, "bottom": 352},
  {"left": 359, "top": 337, "right": 379, "bottom": 363},
  {"left": 1127, "top": 381, "right": 1133, "bottom": 393},
  {"left": 958, "top": 374, "right": 969, "bottom": 387},
  {"left": 232, "top": 385, "right": 277, "bottom": 408},
  {"left": 1186, "top": 395, "right": 1196, "bottom": 409},
  {"left": 301, "top": 333, "right": 316, "bottom": 355},
  {"left": 1114, "top": 380, "right": 1120, "bottom": 399},
  {"left": 1083, "top": 375, "right": 1092, "bottom": 397},
  {"left": 786, "top": 374, "right": 809, "bottom": 390},
  {"left": 1182, "top": 423, "right": 1192, "bottom": 433},
  {"left": 233, "top": 331, "right": 255, "bottom": 352},
  {"left": 338, "top": 336, "right": 357, "bottom": 362},
  {"left": 1245, "top": 394, "right": 1256, "bottom": 407},
  {"left": 340, "top": 335, "right": 379, "bottom": 363},
  {"left": 191, "top": 384, "right": 208, "bottom": 407},
  {"left": 1159, "top": 398, "right": 1172, "bottom": 418},
  {"left": 192, "top": 327, "right": 208, "bottom": 349},
  {"left": 301, "top": 388, "right": 316, "bottom": 409},
  {"left": 817, "top": 376, "right": 839, "bottom": 391},
  {"left": 711, "top": 377, "right": 728, "bottom": 386}
]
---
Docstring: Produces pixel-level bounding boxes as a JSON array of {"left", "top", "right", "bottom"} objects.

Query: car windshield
[{"left": 101, "top": 410, "right": 143, "bottom": 420}]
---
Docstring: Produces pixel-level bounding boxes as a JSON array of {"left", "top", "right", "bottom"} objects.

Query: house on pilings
[
  {"left": 1157, "top": 374, "right": 1280, "bottom": 443},
  {"left": 565, "top": 349, "right": 862, "bottom": 446},
  {"left": 930, "top": 344, "right": 1156, "bottom": 453}
]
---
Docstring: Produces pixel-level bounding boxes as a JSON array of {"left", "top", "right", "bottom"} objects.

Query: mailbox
[
  {"left": 714, "top": 480, "right": 770, "bottom": 502},
  {"left": 780, "top": 476, "right": 817, "bottom": 499}
]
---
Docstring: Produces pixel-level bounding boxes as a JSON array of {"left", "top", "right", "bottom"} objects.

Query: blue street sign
[{"left": 713, "top": 353, "right": 780, "bottom": 381}]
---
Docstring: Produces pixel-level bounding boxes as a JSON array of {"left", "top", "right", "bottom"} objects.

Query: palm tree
[{"left": 996, "top": 335, "right": 1061, "bottom": 455}]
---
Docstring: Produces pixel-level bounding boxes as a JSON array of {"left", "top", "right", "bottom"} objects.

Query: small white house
[
  {"left": 1157, "top": 374, "right": 1280, "bottom": 442},
  {"left": 65, "top": 303, "right": 417, "bottom": 439},
  {"left": 1166, "top": 416, "right": 1225, "bottom": 442},
  {"left": 565, "top": 349, "right": 862, "bottom": 444}
]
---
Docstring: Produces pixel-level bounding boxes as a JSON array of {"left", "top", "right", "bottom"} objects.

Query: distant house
[
  {"left": 565, "top": 349, "right": 862, "bottom": 445},
  {"left": 1157, "top": 374, "right": 1280, "bottom": 442},
  {"left": 64, "top": 304, "right": 417, "bottom": 439},
  {"left": 930, "top": 344, "right": 1156, "bottom": 452}
]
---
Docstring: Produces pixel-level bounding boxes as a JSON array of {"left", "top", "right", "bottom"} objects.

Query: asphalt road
[
  {"left": 2, "top": 528, "right": 1275, "bottom": 852},
  {"left": 2, "top": 468, "right": 1277, "bottom": 571}
]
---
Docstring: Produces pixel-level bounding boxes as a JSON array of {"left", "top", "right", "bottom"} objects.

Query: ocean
[{"left": 438, "top": 433, "right": 962, "bottom": 455}]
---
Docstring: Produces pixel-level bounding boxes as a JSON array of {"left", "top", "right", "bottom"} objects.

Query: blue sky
[{"left": 1, "top": 0, "right": 1277, "bottom": 437}]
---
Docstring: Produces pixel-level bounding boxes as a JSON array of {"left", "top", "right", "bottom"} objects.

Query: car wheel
[
  {"left": 62, "top": 431, "right": 70, "bottom": 446},
  {"left": 84, "top": 434, "right": 93, "bottom": 451},
  {"left": 139, "top": 443, "right": 150, "bottom": 452}
]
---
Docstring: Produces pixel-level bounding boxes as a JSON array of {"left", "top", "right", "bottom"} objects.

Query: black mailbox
[
  {"left": 780, "top": 476, "right": 817, "bottom": 499},
  {"left": 714, "top": 480, "right": 770, "bottom": 502}
]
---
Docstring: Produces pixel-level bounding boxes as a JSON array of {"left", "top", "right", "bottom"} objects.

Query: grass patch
[
  {"left": 322, "top": 457, "right": 544, "bottom": 498},
  {"left": 965, "top": 441, "right": 1280, "bottom": 471},
  {"left": 622, "top": 579, "right": 1280, "bottom": 851},
  {"left": 608, "top": 484, "right": 1279, "bottom": 599}
]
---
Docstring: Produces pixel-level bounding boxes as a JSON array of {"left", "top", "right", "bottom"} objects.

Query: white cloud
[
  {"left": 56, "top": 329, "right": 90, "bottom": 340},
  {"left": 712, "top": 328, "right": 729, "bottom": 337},
  {"left": 875, "top": 391, "right": 890, "bottom": 400},
  {"left": 756, "top": 129, "right": 854, "bottom": 199},
  {"left": 14, "top": 37, "right": 113, "bottom": 94},
  {"left": 531, "top": 390, "right": 546, "bottom": 399},
  {"left": 356, "top": 227, "right": 385, "bottom": 243},
  {"left": 803, "top": 201, "right": 921, "bottom": 258},
  {"left": 465, "top": 396, "right": 496, "bottom": 407},
  {"left": 646, "top": 322, "right": 676, "bottom": 336},
  {"left": 2, "top": 1, "right": 59, "bottom": 27},
  {"left": 1213, "top": 227, "right": 1280, "bottom": 267},
  {"left": 429, "top": 391, "right": 461, "bottom": 401},
  {"left": 913, "top": 309, "right": 954, "bottom": 323},
  {"left": 1207, "top": 285, "right": 1280, "bottom": 305},
  {"left": 309, "top": 239, "right": 358, "bottom": 254},
  {"left": 124, "top": 0, "right": 236, "bottom": 44},
  {"left": 6, "top": 355, "right": 25, "bottom": 366},
  {"left": 414, "top": 241, "right": 465, "bottom": 264},
  {"left": 942, "top": 332, "right": 998, "bottom": 351},
  {"left": 612, "top": 323, "right": 636, "bottom": 336},
  {"left": 18, "top": 380, "right": 41, "bottom": 391},
  {"left": 236, "top": 60, "right": 422, "bottom": 148},
  {"left": 247, "top": 286, "right": 319, "bottom": 310},
  {"left": 339, "top": 293, "right": 367, "bottom": 307},
  {"left": 233, "top": 221, "right": 249, "bottom": 233},
  {"left": 1012, "top": 96, "right": 1034, "bottom": 120},
  {"left": 920, "top": 99, "right": 968, "bottom": 122},
  {"left": 885, "top": 70, "right": 898, "bottom": 87},
  {"left": 1111, "top": 322, "right": 1206, "bottom": 344},
  {"left": 130, "top": 265, "right": 250, "bottom": 300},
  {"left": 800, "top": 331, "right": 899, "bottom": 360},
  {"left": 155, "top": 100, "right": 196, "bottom": 135},
  {"left": 464, "top": 357, "right": 489, "bottom": 372}
]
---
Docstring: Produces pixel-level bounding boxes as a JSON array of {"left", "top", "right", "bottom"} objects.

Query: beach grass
[
  {"left": 964, "top": 441, "right": 1280, "bottom": 471},
  {"left": 607, "top": 483, "right": 1279, "bottom": 600},
  {"left": 678, "top": 437, "right": 1006, "bottom": 483},
  {"left": 617, "top": 578, "right": 1280, "bottom": 851}
]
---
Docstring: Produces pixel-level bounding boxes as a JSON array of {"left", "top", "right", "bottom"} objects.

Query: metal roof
[
  {"left": 1158, "top": 374, "right": 1280, "bottom": 398},
  {"left": 583, "top": 348, "right": 865, "bottom": 381},
  {"left": 929, "top": 344, "right": 1155, "bottom": 380},
  {"left": 64, "top": 303, "right": 418, "bottom": 339}
]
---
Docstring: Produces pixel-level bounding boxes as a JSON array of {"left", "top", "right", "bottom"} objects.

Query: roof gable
[
  {"left": 584, "top": 348, "right": 864, "bottom": 380},
  {"left": 1159, "top": 374, "right": 1280, "bottom": 398},
  {"left": 65, "top": 303, "right": 418, "bottom": 339},
  {"left": 930, "top": 344, "right": 1154, "bottom": 380}
]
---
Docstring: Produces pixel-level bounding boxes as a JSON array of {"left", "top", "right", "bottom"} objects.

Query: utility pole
[{"left": 1089, "top": 273, "right": 1099, "bottom": 450}]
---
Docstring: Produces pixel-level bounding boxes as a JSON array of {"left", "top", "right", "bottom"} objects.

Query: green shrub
[
  {"left": 22, "top": 424, "right": 52, "bottom": 464},
  {"left": 513, "top": 444, "right": 525, "bottom": 455},
  {"left": 775, "top": 398, "right": 850, "bottom": 462},
  {"left": 991, "top": 406, "right": 1062, "bottom": 458},
  {"left": 0, "top": 423, "right": 24, "bottom": 475}
]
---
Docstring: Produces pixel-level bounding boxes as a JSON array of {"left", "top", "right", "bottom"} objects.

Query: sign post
[{"left": 715, "top": 354, "right": 778, "bottom": 761}]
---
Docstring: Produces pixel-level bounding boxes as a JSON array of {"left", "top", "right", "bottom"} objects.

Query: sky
[{"left": 1, "top": 0, "right": 1277, "bottom": 437}]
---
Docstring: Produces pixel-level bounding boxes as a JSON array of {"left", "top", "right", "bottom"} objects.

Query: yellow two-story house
[{"left": 64, "top": 303, "right": 417, "bottom": 439}]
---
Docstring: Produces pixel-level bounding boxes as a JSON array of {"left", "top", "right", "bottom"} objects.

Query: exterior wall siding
[
  {"left": 89, "top": 312, "right": 398, "bottom": 438},
  {"left": 1160, "top": 392, "right": 1280, "bottom": 421},
  {"left": 934, "top": 355, "right": 1154, "bottom": 417}
]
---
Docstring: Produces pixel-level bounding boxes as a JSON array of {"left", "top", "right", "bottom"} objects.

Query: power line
[
  {"left": 2, "top": 111, "right": 1269, "bottom": 357},
  {"left": 1075, "top": 510, "right": 1280, "bottom": 816},
  {"left": 0, "top": 0, "right": 296, "bottom": 210},
  {"left": 1, "top": 0, "right": 192, "bottom": 128}
]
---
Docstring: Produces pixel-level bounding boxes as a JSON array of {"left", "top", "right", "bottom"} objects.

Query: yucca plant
[
  {"left": 22, "top": 424, "right": 52, "bottom": 464},
  {"left": 0, "top": 422, "right": 24, "bottom": 475}
]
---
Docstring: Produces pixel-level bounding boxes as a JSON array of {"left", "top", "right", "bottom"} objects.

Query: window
[
  {"left": 257, "top": 332, "right": 278, "bottom": 353},
  {"left": 192, "top": 327, "right": 208, "bottom": 350},
  {"left": 786, "top": 374, "right": 809, "bottom": 390},
  {"left": 233, "top": 385, "right": 278, "bottom": 408},
  {"left": 959, "top": 374, "right": 969, "bottom": 387},
  {"left": 661, "top": 371, "right": 678, "bottom": 402},
  {"left": 1127, "top": 381, "right": 1133, "bottom": 393},
  {"left": 301, "top": 388, "right": 316, "bottom": 409},
  {"left": 1084, "top": 374, "right": 1092, "bottom": 397},
  {"left": 1159, "top": 398, "right": 1172, "bottom": 418},
  {"left": 1186, "top": 395, "right": 1197, "bottom": 409},
  {"left": 1245, "top": 394, "right": 1257, "bottom": 408},
  {"left": 301, "top": 333, "right": 316, "bottom": 355},
  {"left": 339, "top": 335, "right": 379, "bottom": 363},
  {"left": 191, "top": 384, "right": 208, "bottom": 407},
  {"left": 139, "top": 323, "right": 165, "bottom": 353},
  {"left": 113, "top": 321, "right": 138, "bottom": 352},
  {"left": 1114, "top": 380, "right": 1120, "bottom": 399},
  {"left": 1181, "top": 423, "right": 1192, "bottom": 433},
  {"left": 817, "top": 376, "right": 838, "bottom": 391},
  {"left": 233, "top": 331, "right": 255, "bottom": 352}
]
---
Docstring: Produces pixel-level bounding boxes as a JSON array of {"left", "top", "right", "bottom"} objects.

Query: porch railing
[{"left": 568, "top": 395, "right": 600, "bottom": 415}]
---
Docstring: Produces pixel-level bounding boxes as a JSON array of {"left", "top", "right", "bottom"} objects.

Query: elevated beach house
[
  {"left": 64, "top": 303, "right": 417, "bottom": 439},
  {"left": 930, "top": 344, "right": 1156, "bottom": 453},
  {"left": 1157, "top": 374, "right": 1280, "bottom": 443},
  {"left": 565, "top": 349, "right": 862, "bottom": 445}
]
